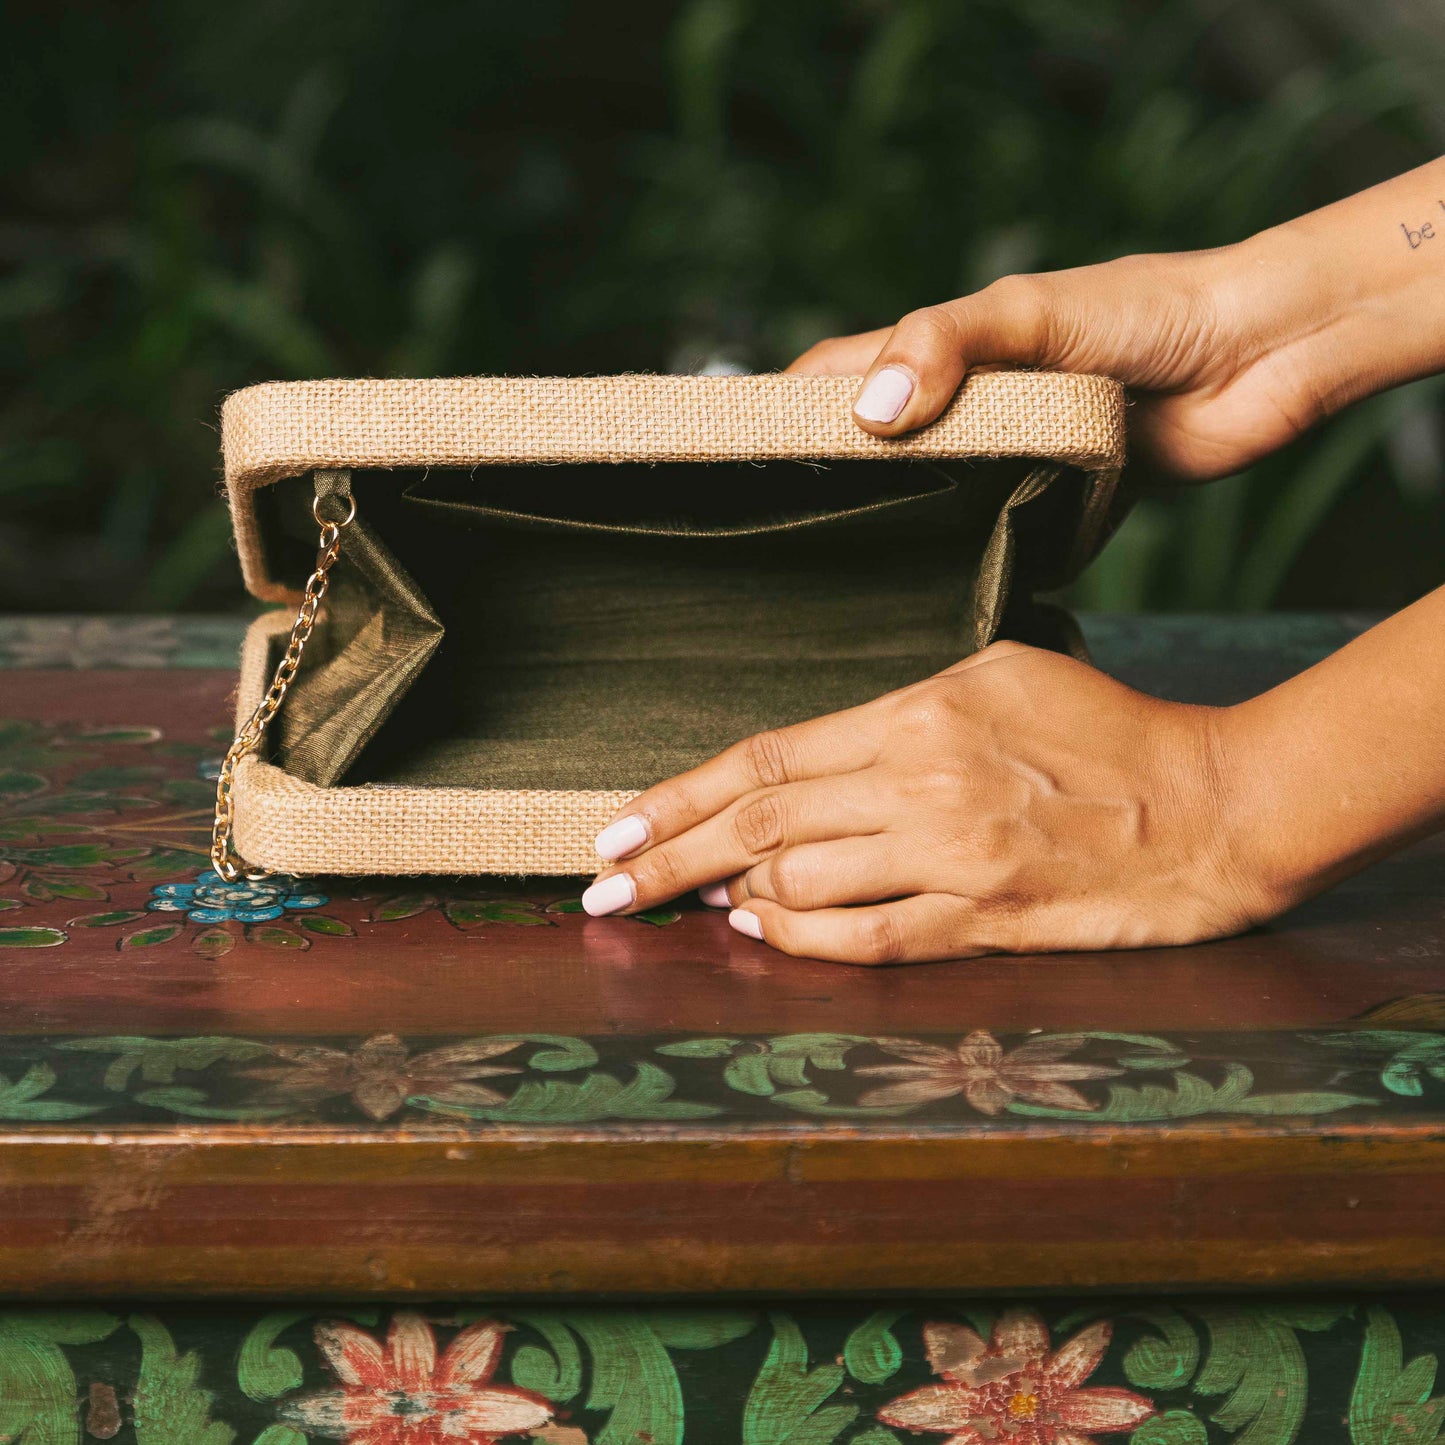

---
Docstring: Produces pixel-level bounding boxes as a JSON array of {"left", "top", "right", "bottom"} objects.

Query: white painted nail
[
  {"left": 594, "top": 814, "right": 649, "bottom": 861},
  {"left": 729, "top": 908, "right": 764, "bottom": 941},
  {"left": 581, "top": 874, "right": 636, "bottom": 916},
  {"left": 853, "top": 366, "right": 914, "bottom": 423},
  {"left": 699, "top": 882, "right": 731, "bottom": 908}
]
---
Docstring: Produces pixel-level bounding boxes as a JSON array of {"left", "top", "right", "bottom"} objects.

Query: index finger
[
  {"left": 785, "top": 327, "right": 891, "bottom": 376},
  {"left": 593, "top": 700, "right": 888, "bottom": 861}
]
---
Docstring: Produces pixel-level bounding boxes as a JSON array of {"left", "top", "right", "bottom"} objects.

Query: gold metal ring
[{"left": 313, "top": 491, "right": 357, "bottom": 527}]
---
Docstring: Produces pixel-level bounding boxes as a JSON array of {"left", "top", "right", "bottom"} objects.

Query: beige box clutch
[{"left": 217, "top": 372, "right": 1126, "bottom": 878}]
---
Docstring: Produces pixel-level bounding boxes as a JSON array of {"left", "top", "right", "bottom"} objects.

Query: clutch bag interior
[{"left": 251, "top": 455, "right": 1084, "bottom": 794}]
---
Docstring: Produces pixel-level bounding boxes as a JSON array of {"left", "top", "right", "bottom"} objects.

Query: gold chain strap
[{"left": 210, "top": 488, "right": 356, "bottom": 882}]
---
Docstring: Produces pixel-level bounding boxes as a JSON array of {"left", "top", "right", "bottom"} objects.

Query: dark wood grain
[{"left": 1, "top": 617, "right": 1442, "bottom": 1298}]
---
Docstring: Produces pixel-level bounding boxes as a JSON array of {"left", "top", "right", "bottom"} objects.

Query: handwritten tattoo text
[{"left": 1402, "top": 200, "right": 1445, "bottom": 250}]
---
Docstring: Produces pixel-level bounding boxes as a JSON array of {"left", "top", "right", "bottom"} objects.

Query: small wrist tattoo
[{"left": 1401, "top": 200, "right": 1445, "bottom": 250}]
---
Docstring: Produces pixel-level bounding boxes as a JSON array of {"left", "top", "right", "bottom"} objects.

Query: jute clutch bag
[{"left": 213, "top": 372, "right": 1126, "bottom": 880}]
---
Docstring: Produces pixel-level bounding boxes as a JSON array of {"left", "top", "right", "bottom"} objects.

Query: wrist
[
  {"left": 1211, "top": 590, "right": 1445, "bottom": 924},
  {"left": 1208, "top": 699, "right": 1344, "bottom": 921},
  {"left": 1227, "top": 164, "right": 1445, "bottom": 419},
  {"left": 1209, "top": 223, "right": 1358, "bottom": 426}
]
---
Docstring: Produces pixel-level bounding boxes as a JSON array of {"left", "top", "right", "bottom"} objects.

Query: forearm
[
  {"left": 1226, "top": 583, "right": 1445, "bottom": 910},
  {"left": 1225, "top": 156, "right": 1445, "bottom": 421}
]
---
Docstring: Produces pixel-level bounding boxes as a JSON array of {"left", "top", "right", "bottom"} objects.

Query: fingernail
[
  {"left": 699, "top": 881, "right": 731, "bottom": 909},
  {"left": 581, "top": 874, "right": 636, "bottom": 916},
  {"left": 853, "top": 366, "right": 914, "bottom": 423},
  {"left": 729, "top": 908, "right": 764, "bottom": 941},
  {"left": 595, "top": 814, "right": 649, "bottom": 861}
]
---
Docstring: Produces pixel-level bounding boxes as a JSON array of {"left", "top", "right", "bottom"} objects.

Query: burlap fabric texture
[{"left": 224, "top": 372, "right": 1127, "bottom": 876}]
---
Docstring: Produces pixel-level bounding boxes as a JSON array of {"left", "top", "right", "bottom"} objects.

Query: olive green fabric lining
[
  {"left": 270, "top": 515, "right": 444, "bottom": 787},
  {"left": 365, "top": 657, "right": 958, "bottom": 789},
  {"left": 265, "top": 457, "right": 1102, "bottom": 794}
]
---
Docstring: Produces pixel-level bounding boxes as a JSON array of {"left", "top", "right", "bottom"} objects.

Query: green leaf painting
[
  {"left": 723, "top": 1035, "right": 871, "bottom": 1097},
  {"left": 561, "top": 1312, "right": 690, "bottom": 1445},
  {"left": 0, "top": 1023, "right": 1429, "bottom": 1126},
  {"left": 0, "top": 1301, "right": 1431, "bottom": 1440},
  {"left": 0, "top": 770, "right": 46, "bottom": 798},
  {"left": 1312, "top": 1031, "right": 1445, "bottom": 1098},
  {"left": 0, "top": 1064, "right": 102, "bottom": 1121},
  {"left": 445, "top": 898, "right": 554, "bottom": 928},
  {"left": 1009, "top": 1064, "right": 1375, "bottom": 1122},
  {"left": 119, "top": 922, "right": 184, "bottom": 949},
  {"left": 510, "top": 1315, "right": 588, "bottom": 1403},
  {"left": 743, "top": 1314, "right": 856, "bottom": 1445},
  {"left": 131, "top": 1314, "right": 235, "bottom": 1445},
  {"left": 1075, "top": 1032, "right": 1193, "bottom": 1070},
  {"left": 0, "top": 925, "right": 67, "bottom": 948},
  {"left": 656, "top": 1037, "right": 741, "bottom": 1059},
  {"left": 1121, "top": 1307, "right": 1203, "bottom": 1394},
  {"left": 66, "top": 909, "right": 147, "bottom": 927},
  {"left": 249, "top": 1428, "right": 307, "bottom": 1445},
  {"left": 842, "top": 1310, "right": 907, "bottom": 1386},
  {"left": 1133, "top": 1412, "right": 1211, "bottom": 1445},
  {"left": 495, "top": 1035, "right": 600, "bottom": 1073},
  {"left": 236, "top": 1313, "right": 310, "bottom": 1403},
  {"left": 413, "top": 1062, "right": 721, "bottom": 1123},
  {"left": 1190, "top": 1305, "right": 1348, "bottom": 1445},
  {"left": 56, "top": 1036, "right": 277, "bottom": 1092},
  {"left": 126, "top": 1086, "right": 298, "bottom": 1122},
  {"left": 640, "top": 1311, "right": 758, "bottom": 1352},
  {"left": 1350, "top": 1308, "right": 1445, "bottom": 1445},
  {"left": 0, "top": 1312, "right": 118, "bottom": 1445},
  {"left": 238, "top": 1310, "right": 379, "bottom": 1408}
]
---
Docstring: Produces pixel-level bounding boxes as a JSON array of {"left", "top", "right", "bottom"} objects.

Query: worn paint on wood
[
  {"left": 0, "top": 1022, "right": 1432, "bottom": 1126},
  {"left": 0, "top": 1299, "right": 1434, "bottom": 1444},
  {"left": 1, "top": 625, "right": 1444, "bottom": 1295}
]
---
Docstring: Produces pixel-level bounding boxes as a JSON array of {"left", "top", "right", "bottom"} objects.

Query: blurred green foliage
[{"left": 2, "top": 0, "right": 1442, "bottom": 612}]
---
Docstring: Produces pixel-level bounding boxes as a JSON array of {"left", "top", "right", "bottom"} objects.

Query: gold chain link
[{"left": 210, "top": 488, "right": 356, "bottom": 882}]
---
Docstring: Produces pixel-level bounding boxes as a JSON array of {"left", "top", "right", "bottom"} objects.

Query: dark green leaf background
[{"left": 4, "top": 0, "right": 1443, "bottom": 612}]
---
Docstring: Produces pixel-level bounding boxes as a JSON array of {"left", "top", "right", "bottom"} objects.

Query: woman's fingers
[
  {"left": 594, "top": 704, "right": 888, "bottom": 861},
  {"left": 698, "top": 880, "right": 734, "bottom": 909},
  {"left": 850, "top": 280, "right": 1057, "bottom": 438},
  {"left": 728, "top": 893, "right": 990, "bottom": 966},
  {"left": 585, "top": 772, "right": 887, "bottom": 915},
  {"left": 731, "top": 837, "right": 916, "bottom": 912},
  {"left": 785, "top": 327, "right": 892, "bottom": 377}
]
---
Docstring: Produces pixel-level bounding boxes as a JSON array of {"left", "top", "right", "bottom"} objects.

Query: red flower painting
[
  {"left": 283, "top": 1312, "right": 557, "bottom": 1443},
  {"left": 879, "top": 1311, "right": 1155, "bottom": 1445}
]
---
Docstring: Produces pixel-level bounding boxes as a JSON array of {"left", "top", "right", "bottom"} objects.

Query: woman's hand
[
  {"left": 789, "top": 244, "right": 1332, "bottom": 483},
  {"left": 578, "top": 161, "right": 1445, "bottom": 964},
  {"left": 797, "top": 158, "right": 1445, "bottom": 482},
  {"left": 582, "top": 641, "right": 1282, "bottom": 964},
  {"left": 793, "top": 155, "right": 1445, "bottom": 482}
]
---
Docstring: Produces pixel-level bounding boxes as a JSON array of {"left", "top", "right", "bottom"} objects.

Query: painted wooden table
[{"left": 0, "top": 612, "right": 1442, "bottom": 1445}]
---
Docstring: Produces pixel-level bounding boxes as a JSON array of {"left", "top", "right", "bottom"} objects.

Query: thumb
[{"left": 851, "top": 276, "right": 1056, "bottom": 438}]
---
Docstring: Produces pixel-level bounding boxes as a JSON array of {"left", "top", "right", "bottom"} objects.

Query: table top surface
[{"left": 2, "top": 611, "right": 1443, "bottom": 1299}]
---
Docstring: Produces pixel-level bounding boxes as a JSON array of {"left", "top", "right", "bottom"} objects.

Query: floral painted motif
[
  {"left": 0, "top": 712, "right": 681, "bottom": 951},
  {"left": 1, "top": 617, "right": 180, "bottom": 669},
  {"left": 0, "top": 1298, "right": 1431, "bottom": 1444},
  {"left": 0, "top": 1026, "right": 1413, "bottom": 1127},
  {"left": 242, "top": 1033, "right": 526, "bottom": 1120},
  {"left": 879, "top": 1312, "right": 1155, "bottom": 1445},
  {"left": 283, "top": 1312, "right": 556, "bottom": 1443},
  {"left": 149, "top": 871, "right": 328, "bottom": 923},
  {"left": 856, "top": 1032, "right": 1124, "bottom": 1115}
]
